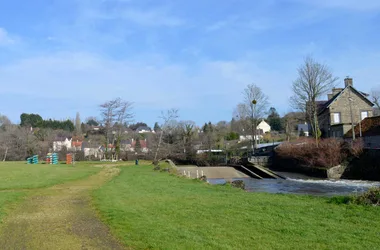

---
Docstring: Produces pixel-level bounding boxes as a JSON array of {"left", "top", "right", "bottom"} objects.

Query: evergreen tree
[
  {"left": 267, "top": 107, "right": 282, "bottom": 131},
  {"left": 134, "top": 138, "right": 141, "bottom": 152},
  {"left": 153, "top": 122, "right": 161, "bottom": 132}
]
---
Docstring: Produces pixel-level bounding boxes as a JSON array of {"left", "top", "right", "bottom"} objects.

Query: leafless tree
[
  {"left": 0, "top": 114, "right": 11, "bottom": 128},
  {"left": 154, "top": 109, "right": 179, "bottom": 162},
  {"left": 371, "top": 87, "right": 380, "bottom": 111},
  {"left": 290, "top": 56, "right": 338, "bottom": 143},
  {"left": 240, "top": 84, "right": 269, "bottom": 148},
  {"left": 100, "top": 98, "right": 134, "bottom": 159}
]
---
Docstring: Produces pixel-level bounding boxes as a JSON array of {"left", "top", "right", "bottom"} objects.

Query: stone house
[{"left": 317, "top": 77, "right": 374, "bottom": 138}]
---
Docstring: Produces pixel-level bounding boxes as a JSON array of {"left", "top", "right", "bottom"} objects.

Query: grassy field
[
  {"left": 93, "top": 165, "right": 380, "bottom": 250},
  {"left": 0, "top": 161, "right": 102, "bottom": 190},
  {"left": 0, "top": 161, "right": 102, "bottom": 225}
]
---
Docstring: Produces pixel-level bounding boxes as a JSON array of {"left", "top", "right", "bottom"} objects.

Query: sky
[{"left": 0, "top": 0, "right": 379, "bottom": 127}]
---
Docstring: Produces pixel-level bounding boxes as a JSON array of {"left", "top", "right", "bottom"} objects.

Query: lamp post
[{"left": 251, "top": 100, "right": 257, "bottom": 155}]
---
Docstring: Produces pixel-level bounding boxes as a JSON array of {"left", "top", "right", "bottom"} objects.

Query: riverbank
[
  {"left": 93, "top": 164, "right": 380, "bottom": 249},
  {"left": 177, "top": 165, "right": 249, "bottom": 180}
]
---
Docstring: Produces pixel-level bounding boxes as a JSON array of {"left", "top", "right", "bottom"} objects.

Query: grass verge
[{"left": 93, "top": 165, "right": 380, "bottom": 250}]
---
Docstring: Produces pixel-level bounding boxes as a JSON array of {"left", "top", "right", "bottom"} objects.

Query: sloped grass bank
[{"left": 93, "top": 165, "right": 380, "bottom": 249}]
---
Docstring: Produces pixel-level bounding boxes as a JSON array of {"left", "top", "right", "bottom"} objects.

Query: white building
[
  {"left": 257, "top": 120, "right": 271, "bottom": 134},
  {"left": 53, "top": 138, "right": 72, "bottom": 151}
]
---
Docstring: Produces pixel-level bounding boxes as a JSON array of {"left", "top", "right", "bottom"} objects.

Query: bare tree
[
  {"left": 114, "top": 101, "right": 134, "bottom": 158},
  {"left": 154, "top": 109, "right": 179, "bottom": 162},
  {"left": 240, "top": 84, "right": 269, "bottom": 149},
  {"left": 371, "top": 87, "right": 380, "bottom": 111},
  {"left": 290, "top": 56, "right": 338, "bottom": 143},
  {"left": 100, "top": 98, "right": 134, "bottom": 159},
  {"left": 0, "top": 114, "right": 11, "bottom": 128}
]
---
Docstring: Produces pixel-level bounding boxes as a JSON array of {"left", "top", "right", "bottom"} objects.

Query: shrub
[
  {"left": 276, "top": 138, "right": 345, "bottom": 169},
  {"left": 352, "top": 187, "right": 380, "bottom": 206}
]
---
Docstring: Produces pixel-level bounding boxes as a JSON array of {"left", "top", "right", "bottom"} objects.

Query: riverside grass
[
  {"left": 0, "top": 161, "right": 101, "bottom": 190},
  {"left": 0, "top": 161, "right": 102, "bottom": 223},
  {"left": 93, "top": 165, "right": 380, "bottom": 250}
]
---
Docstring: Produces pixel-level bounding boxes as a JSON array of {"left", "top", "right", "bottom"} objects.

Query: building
[
  {"left": 297, "top": 123, "right": 310, "bottom": 137},
  {"left": 53, "top": 137, "right": 72, "bottom": 151},
  {"left": 317, "top": 77, "right": 374, "bottom": 138},
  {"left": 136, "top": 126, "right": 153, "bottom": 134},
  {"left": 344, "top": 116, "right": 380, "bottom": 149},
  {"left": 257, "top": 120, "right": 271, "bottom": 134}
]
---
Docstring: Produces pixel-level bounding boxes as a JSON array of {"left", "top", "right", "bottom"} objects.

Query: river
[{"left": 208, "top": 172, "right": 380, "bottom": 196}]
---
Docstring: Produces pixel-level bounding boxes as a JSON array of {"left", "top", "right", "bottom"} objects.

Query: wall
[{"left": 329, "top": 88, "right": 373, "bottom": 130}]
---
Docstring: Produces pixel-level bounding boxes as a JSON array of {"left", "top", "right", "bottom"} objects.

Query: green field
[
  {"left": 93, "top": 165, "right": 380, "bottom": 250},
  {"left": 0, "top": 162, "right": 101, "bottom": 190},
  {"left": 0, "top": 161, "right": 102, "bottom": 224}
]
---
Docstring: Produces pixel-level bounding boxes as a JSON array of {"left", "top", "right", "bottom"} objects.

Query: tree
[
  {"left": 129, "top": 122, "right": 148, "bottom": 131},
  {"left": 240, "top": 84, "right": 269, "bottom": 149},
  {"left": 371, "top": 87, "right": 380, "bottom": 110},
  {"left": 267, "top": 107, "right": 282, "bottom": 131},
  {"left": 153, "top": 122, "right": 161, "bottom": 132},
  {"left": 154, "top": 109, "right": 179, "bottom": 161},
  {"left": 86, "top": 117, "right": 99, "bottom": 126},
  {"left": 0, "top": 114, "right": 11, "bottom": 128},
  {"left": 134, "top": 137, "right": 141, "bottom": 153},
  {"left": 20, "top": 113, "right": 43, "bottom": 128},
  {"left": 75, "top": 112, "right": 82, "bottom": 135},
  {"left": 290, "top": 56, "right": 338, "bottom": 144},
  {"left": 100, "top": 98, "right": 133, "bottom": 158}
]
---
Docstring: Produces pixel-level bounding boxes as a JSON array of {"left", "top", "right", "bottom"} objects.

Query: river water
[{"left": 208, "top": 173, "right": 380, "bottom": 196}]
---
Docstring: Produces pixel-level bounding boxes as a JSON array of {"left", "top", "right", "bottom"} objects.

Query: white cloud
[{"left": 0, "top": 28, "right": 15, "bottom": 46}]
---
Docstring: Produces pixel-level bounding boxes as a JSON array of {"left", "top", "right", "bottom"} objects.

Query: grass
[
  {"left": 93, "top": 165, "right": 380, "bottom": 250},
  {"left": 0, "top": 161, "right": 102, "bottom": 190},
  {"left": 0, "top": 192, "right": 25, "bottom": 223}
]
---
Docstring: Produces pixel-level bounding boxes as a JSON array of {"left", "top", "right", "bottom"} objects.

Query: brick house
[{"left": 317, "top": 77, "right": 374, "bottom": 138}]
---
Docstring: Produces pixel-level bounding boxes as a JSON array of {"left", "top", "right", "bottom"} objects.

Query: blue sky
[{"left": 0, "top": 0, "right": 379, "bottom": 126}]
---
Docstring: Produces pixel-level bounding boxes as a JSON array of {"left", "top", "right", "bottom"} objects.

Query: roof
[
  {"left": 297, "top": 123, "right": 309, "bottom": 131},
  {"left": 132, "top": 140, "right": 147, "bottom": 148},
  {"left": 72, "top": 140, "right": 83, "bottom": 148},
  {"left": 318, "top": 86, "right": 374, "bottom": 115},
  {"left": 344, "top": 116, "right": 380, "bottom": 138}
]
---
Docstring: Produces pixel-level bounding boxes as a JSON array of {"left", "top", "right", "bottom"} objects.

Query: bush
[
  {"left": 352, "top": 187, "right": 380, "bottom": 206},
  {"left": 276, "top": 138, "right": 344, "bottom": 169}
]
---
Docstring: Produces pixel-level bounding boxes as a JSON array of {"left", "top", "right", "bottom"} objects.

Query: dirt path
[{"left": 0, "top": 166, "right": 127, "bottom": 250}]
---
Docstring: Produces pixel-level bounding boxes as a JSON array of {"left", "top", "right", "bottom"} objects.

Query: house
[
  {"left": 297, "top": 123, "right": 310, "bottom": 137},
  {"left": 53, "top": 137, "right": 72, "bottom": 151},
  {"left": 81, "top": 142, "right": 102, "bottom": 158},
  {"left": 317, "top": 77, "right": 374, "bottom": 138},
  {"left": 344, "top": 116, "right": 380, "bottom": 148},
  {"left": 257, "top": 120, "right": 271, "bottom": 134},
  {"left": 131, "top": 139, "right": 149, "bottom": 153},
  {"left": 136, "top": 126, "right": 153, "bottom": 134}
]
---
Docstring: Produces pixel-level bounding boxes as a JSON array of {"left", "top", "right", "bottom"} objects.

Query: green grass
[
  {"left": 0, "top": 192, "right": 25, "bottom": 223},
  {"left": 0, "top": 162, "right": 101, "bottom": 190},
  {"left": 93, "top": 165, "right": 380, "bottom": 250}
]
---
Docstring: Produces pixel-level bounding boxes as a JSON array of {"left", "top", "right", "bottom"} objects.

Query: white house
[
  {"left": 53, "top": 138, "right": 72, "bottom": 151},
  {"left": 257, "top": 120, "right": 271, "bottom": 134}
]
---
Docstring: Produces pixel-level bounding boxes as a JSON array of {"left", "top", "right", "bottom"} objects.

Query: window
[
  {"left": 361, "top": 111, "right": 368, "bottom": 120},
  {"left": 332, "top": 113, "right": 341, "bottom": 124}
]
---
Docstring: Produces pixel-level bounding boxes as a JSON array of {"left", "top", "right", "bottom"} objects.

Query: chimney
[
  {"left": 344, "top": 77, "right": 353, "bottom": 88},
  {"left": 328, "top": 93, "right": 333, "bottom": 100},
  {"left": 332, "top": 88, "right": 343, "bottom": 95}
]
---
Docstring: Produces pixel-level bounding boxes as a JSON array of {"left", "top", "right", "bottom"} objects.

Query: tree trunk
[
  {"left": 2, "top": 147, "right": 8, "bottom": 162},
  {"left": 154, "top": 130, "right": 164, "bottom": 162}
]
